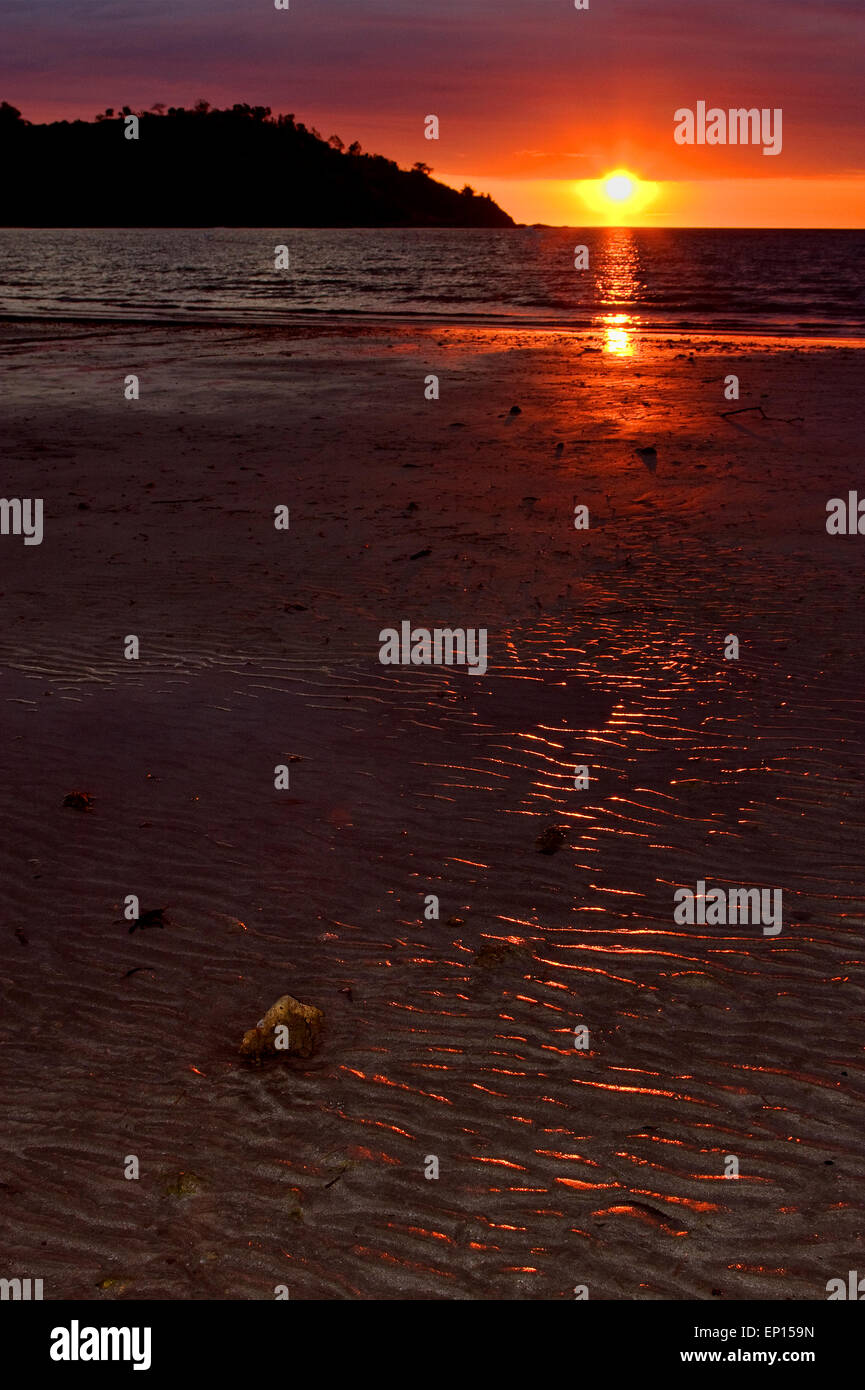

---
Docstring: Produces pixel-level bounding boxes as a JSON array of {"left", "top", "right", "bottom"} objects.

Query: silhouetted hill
[{"left": 0, "top": 101, "right": 515, "bottom": 228}]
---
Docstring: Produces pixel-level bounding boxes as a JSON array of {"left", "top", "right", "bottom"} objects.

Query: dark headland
[{"left": 0, "top": 100, "right": 516, "bottom": 228}]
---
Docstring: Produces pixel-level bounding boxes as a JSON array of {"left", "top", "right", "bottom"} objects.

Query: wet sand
[{"left": 0, "top": 319, "right": 863, "bottom": 1300}]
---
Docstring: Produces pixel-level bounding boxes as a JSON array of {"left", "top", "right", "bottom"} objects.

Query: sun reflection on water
[{"left": 594, "top": 228, "right": 643, "bottom": 354}]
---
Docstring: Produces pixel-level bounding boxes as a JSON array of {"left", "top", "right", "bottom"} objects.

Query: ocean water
[{"left": 1, "top": 226, "right": 863, "bottom": 336}]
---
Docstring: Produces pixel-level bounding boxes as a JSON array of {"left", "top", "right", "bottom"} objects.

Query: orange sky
[
  {"left": 2, "top": 0, "right": 863, "bottom": 228},
  {"left": 439, "top": 176, "right": 865, "bottom": 229}
]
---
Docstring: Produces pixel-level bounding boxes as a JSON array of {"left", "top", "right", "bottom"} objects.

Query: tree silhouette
[
  {"left": 1, "top": 101, "right": 516, "bottom": 228},
  {"left": 0, "top": 101, "right": 25, "bottom": 125}
]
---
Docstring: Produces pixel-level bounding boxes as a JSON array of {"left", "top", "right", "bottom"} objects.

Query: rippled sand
[{"left": 0, "top": 320, "right": 863, "bottom": 1300}]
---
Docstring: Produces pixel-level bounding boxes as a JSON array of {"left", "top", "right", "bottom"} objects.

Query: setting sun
[
  {"left": 572, "top": 169, "right": 660, "bottom": 224},
  {"left": 604, "top": 172, "right": 636, "bottom": 203}
]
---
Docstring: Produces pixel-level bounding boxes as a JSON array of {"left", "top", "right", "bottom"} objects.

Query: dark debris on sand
[{"left": 129, "top": 907, "right": 168, "bottom": 934}]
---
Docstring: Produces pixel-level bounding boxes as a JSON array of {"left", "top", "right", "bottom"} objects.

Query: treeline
[{"left": 0, "top": 100, "right": 515, "bottom": 228}]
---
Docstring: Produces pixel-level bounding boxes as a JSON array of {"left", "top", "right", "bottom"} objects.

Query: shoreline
[{"left": 2, "top": 312, "right": 864, "bottom": 345}]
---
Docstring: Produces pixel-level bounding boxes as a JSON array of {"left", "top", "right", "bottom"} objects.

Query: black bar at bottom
[{"left": 2, "top": 1299, "right": 858, "bottom": 1377}]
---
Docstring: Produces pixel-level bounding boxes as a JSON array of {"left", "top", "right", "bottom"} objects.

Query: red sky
[{"left": 2, "top": 0, "right": 863, "bottom": 226}]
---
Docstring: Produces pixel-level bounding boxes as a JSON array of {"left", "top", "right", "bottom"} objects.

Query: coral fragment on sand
[
  {"left": 473, "top": 940, "right": 535, "bottom": 972},
  {"left": 239, "top": 994, "right": 324, "bottom": 1062}
]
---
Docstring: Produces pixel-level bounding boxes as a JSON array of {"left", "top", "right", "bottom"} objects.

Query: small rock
[
  {"left": 239, "top": 993, "right": 324, "bottom": 1062},
  {"left": 63, "top": 791, "right": 93, "bottom": 810},
  {"left": 635, "top": 445, "right": 658, "bottom": 474},
  {"left": 508, "top": 405, "right": 522, "bottom": 415},
  {"left": 163, "top": 1172, "right": 202, "bottom": 1198},
  {"left": 536, "top": 825, "right": 568, "bottom": 855}
]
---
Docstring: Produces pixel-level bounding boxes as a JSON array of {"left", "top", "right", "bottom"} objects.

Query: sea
[{"left": 1, "top": 226, "right": 863, "bottom": 336}]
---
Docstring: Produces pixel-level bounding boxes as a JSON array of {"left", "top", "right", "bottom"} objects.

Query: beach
[{"left": 0, "top": 318, "right": 863, "bottom": 1299}]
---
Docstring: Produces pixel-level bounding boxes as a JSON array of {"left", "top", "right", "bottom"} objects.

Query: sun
[
  {"left": 603, "top": 170, "right": 637, "bottom": 204},
  {"left": 574, "top": 169, "right": 659, "bottom": 222}
]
